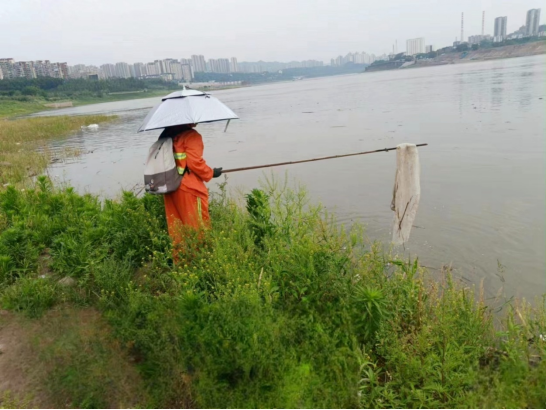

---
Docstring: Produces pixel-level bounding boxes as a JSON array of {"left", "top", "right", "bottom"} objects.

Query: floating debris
[{"left": 81, "top": 124, "right": 99, "bottom": 130}]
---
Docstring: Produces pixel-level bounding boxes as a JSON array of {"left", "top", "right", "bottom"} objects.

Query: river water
[{"left": 35, "top": 55, "right": 545, "bottom": 300}]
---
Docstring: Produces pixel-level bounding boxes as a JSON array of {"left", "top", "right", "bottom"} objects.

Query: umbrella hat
[{"left": 138, "top": 86, "right": 238, "bottom": 132}]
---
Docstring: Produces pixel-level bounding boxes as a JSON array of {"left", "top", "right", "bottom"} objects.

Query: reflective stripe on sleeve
[
  {"left": 177, "top": 167, "right": 185, "bottom": 175},
  {"left": 174, "top": 152, "right": 187, "bottom": 160}
]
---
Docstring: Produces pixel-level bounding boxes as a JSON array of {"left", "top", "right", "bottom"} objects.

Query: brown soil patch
[
  {"left": 0, "top": 307, "right": 148, "bottom": 408},
  {"left": 0, "top": 310, "right": 48, "bottom": 407}
]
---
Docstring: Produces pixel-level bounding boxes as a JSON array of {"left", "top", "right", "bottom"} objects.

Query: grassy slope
[
  {"left": 0, "top": 178, "right": 544, "bottom": 408},
  {"left": 0, "top": 100, "right": 52, "bottom": 118}
]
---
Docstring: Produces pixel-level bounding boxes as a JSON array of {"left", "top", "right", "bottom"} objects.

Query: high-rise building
[
  {"left": 218, "top": 58, "right": 230, "bottom": 73},
  {"left": 58, "top": 62, "right": 69, "bottom": 79},
  {"left": 100, "top": 64, "right": 116, "bottom": 78},
  {"left": 494, "top": 16, "right": 507, "bottom": 40},
  {"left": 352, "top": 52, "right": 375, "bottom": 65},
  {"left": 168, "top": 61, "right": 183, "bottom": 80},
  {"left": 67, "top": 64, "right": 99, "bottom": 79},
  {"left": 0, "top": 58, "right": 14, "bottom": 79},
  {"left": 230, "top": 57, "right": 238, "bottom": 72},
  {"left": 468, "top": 35, "right": 491, "bottom": 44},
  {"left": 208, "top": 58, "right": 217, "bottom": 73},
  {"left": 133, "top": 63, "right": 146, "bottom": 78},
  {"left": 526, "top": 9, "right": 541, "bottom": 36},
  {"left": 208, "top": 58, "right": 230, "bottom": 73},
  {"left": 164, "top": 59, "right": 175, "bottom": 75},
  {"left": 16, "top": 62, "right": 37, "bottom": 79},
  {"left": 146, "top": 62, "right": 158, "bottom": 76},
  {"left": 191, "top": 55, "right": 206, "bottom": 72},
  {"left": 181, "top": 64, "right": 193, "bottom": 81},
  {"left": 159, "top": 60, "right": 168, "bottom": 74},
  {"left": 406, "top": 37, "right": 425, "bottom": 55},
  {"left": 115, "top": 62, "right": 131, "bottom": 78},
  {"left": 34, "top": 60, "right": 53, "bottom": 77},
  {"left": 425, "top": 45, "right": 435, "bottom": 53}
]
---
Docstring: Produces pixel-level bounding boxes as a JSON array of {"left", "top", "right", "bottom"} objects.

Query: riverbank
[
  {"left": 71, "top": 89, "right": 173, "bottom": 106},
  {"left": 0, "top": 114, "right": 115, "bottom": 186},
  {"left": 0, "top": 99, "right": 54, "bottom": 118},
  {"left": 0, "top": 90, "right": 169, "bottom": 119},
  {"left": 0, "top": 179, "right": 544, "bottom": 408},
  {"left": 366, "top": 40, "right": 546, "bottom": 73},
  {"left": 412, "top": 40, "right": 546, "bottom": 69},
  {"left": 0, "top": 87, "right": 247, "bottom": 120}
]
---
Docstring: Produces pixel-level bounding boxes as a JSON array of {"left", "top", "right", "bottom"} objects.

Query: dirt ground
[
  {"left": 0, "top": 310, "right": 48, "bottom": 407},
  {"left": 0, "top": 307, "right": 148, "bottom": 409}
]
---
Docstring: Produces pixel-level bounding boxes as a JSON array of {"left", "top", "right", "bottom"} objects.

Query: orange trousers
[{"left": 164, "top": 189, "right": 210, "bottom": 246}]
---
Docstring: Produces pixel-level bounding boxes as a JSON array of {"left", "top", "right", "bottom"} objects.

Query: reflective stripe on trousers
[{"left": 197, "top": 197, "right": 202, "bottom": 221}]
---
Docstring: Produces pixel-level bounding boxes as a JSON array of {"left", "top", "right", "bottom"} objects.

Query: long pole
[{"left": 222, "top": 143, "right": 428, "bottom": 174}]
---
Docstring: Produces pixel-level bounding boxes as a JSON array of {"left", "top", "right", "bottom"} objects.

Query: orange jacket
[{"left": 172, "top": 129, "right": 213, "bottom": 199}]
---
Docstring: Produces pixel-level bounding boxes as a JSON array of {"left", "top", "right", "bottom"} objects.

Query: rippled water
[{"left": 37, "top": 55, "right": 545, "bottom": 300}]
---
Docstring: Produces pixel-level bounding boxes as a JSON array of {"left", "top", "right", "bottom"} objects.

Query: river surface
[{"left": 35, "top": 56, "right": 545, "bottom": 300}]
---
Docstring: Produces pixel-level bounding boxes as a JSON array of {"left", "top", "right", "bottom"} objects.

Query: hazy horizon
[{"left": 1, "top": 0, "right": 544, "bottom": 65}]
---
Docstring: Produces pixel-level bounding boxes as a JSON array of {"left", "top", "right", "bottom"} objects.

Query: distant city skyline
[
  {"left": 1, "top": 1, "right": 543, "bottom": 66},
  {"left": 1, "top": 5, "right": 544, "bottom": 81}
]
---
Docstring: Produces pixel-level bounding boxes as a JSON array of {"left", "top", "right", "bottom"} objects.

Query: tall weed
[{"left": 0, "top": 176, "right": 544, "bottom": 407}]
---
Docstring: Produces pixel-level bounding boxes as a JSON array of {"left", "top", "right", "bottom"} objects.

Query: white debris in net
[{"left": 391, "top": 143, "right": 421, "bottom": 245}]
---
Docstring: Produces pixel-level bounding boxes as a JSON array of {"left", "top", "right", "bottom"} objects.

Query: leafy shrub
[
  {"left": 0, "top": 177, "right": 544, "bottom": 407},
  {"left": 1, "top": 277, "right": 58, "bottom": 318}
]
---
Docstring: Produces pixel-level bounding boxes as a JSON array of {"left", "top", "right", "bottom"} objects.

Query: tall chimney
[
  {"left": 482, "top": 11, "right": 485, "bottom": 36},
  {"left": 461, "top": 12, "right": 464, "bottom": 42}
]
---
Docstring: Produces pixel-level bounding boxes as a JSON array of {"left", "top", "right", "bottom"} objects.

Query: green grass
[
  {"left": 0, "top": 90, "right": 167, "bottom": 119},
  {"left": 0, "top": 99, "right": 51, "bottom": 118},
  {"left": 34, "top": 307, "right": 149, "bottom": 408},
  {"left": 0, "top": 391, "right": 32, "bottom": 409},
  {"left": 72, "top": 89, "right": 170, "bottom": 106},
  {"left": 0, "top": 176, "right": 544, "bottom": 408},
  {"left": 0, "top": 114, "right": 116, "bottom": 186}
]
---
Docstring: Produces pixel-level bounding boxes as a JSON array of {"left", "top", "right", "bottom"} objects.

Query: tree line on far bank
[
  {"left": 0, "top": 63, "right": 368, "bottom": 102},
  {"left": 193, "top": 64, "right": 367, "bottom": 83},
  {"left": 0, "top": 77, "right": 174, "bottom": 101}
]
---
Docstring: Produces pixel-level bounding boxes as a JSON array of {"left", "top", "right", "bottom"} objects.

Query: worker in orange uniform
[{"left": 162, "top": 124, "right": 222, "bottom": 247}]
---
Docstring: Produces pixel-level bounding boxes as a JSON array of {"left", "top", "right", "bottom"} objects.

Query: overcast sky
[{"left": 1, "top": 0, "right": 543, "bottom": 65}]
